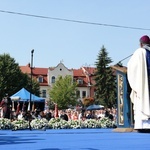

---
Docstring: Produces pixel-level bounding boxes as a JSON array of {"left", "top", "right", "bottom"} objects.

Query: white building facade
[{"left": 48, "top": 62, "right": 73, "bottom": 87}]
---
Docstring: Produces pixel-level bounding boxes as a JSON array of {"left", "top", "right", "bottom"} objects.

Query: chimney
[{"left": 27, "top": 63, "right": 30, "bottom": 67}]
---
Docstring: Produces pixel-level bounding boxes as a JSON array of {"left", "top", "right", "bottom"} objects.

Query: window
[
  {"left": 42, "top": 90, "right": 46, "bottom": 98},
  {"left": 77, "top": 79, "right": 83, "bottom": 85},
  {"left": 51, "top": 76, "right": 55, "bottom": 83},
  {"left": 82, "top": 91, "right": 86, "bottom": 98},
  {"left": 76, "top": 90, "right": 80, "bottom": 98},
  {"left": 38, "top": 76, "right": 43, "bottom": 83}
]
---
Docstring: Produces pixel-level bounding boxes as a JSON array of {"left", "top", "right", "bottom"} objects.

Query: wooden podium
[{"left": 112, "top": 65, "right": 134, "bottom": 132}]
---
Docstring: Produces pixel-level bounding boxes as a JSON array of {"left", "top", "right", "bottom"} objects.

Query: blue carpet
[{"left": 0, "top": 129, "right": 150, "bottom": 150}]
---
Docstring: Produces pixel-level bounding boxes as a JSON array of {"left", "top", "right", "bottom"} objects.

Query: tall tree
[
  {"left": 49, "top": 75, "right": 78, "bottom": 109},
  {"left": 94, "top": 46, "right": 116, "bottom": 108},
  {"left": 20, "top": 73, "right": 40, "bottom": 96},
  {"left": 0, "top": 53, "right": 40, "bottom": 100}
]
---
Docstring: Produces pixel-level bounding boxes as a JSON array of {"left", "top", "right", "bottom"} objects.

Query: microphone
[{"left": 116, "top": 54, "right": 133, "bottom": 67}]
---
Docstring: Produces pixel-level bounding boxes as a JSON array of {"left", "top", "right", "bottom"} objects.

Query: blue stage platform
[{"left": 0, "top": 129, "right": 150, "bottom": 150}]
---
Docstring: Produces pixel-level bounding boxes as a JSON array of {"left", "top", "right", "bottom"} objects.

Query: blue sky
[{"left": 0, "top": 1, "right": 150, "bottom": 69}]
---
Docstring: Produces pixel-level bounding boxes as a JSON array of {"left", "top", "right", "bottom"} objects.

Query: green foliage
[
  {"left": 0, "top": 53, "right": 40, "bottom": 100},
  {"left": 31, "top": 79, "right": 41, "bottom": 96},
  {"left": 21, "top": 73, "right": 40, "bottom": 96},
  {"left": 94, "top": 46, "right": 117, "bottom": 108},
  {"left": 0, "top": 53, "right": 23, "bottom": 99},
  {"left": 49, "top": 75, "right": 78, "bottom": 109}
]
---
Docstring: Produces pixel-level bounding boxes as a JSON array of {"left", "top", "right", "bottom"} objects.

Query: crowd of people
[
  {"left": 57, "top": 108, "right": 117, "bottom": 122},
  {"left": 0, "top": 94, "right": 117, "bottom": 124},
  {"left": 0, "top": 96, "right": 117, "bottom": 123}
]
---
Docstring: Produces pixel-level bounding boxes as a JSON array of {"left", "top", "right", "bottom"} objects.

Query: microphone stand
[{"left": 116, "top": 54, "right": 133, "bottom": 67}]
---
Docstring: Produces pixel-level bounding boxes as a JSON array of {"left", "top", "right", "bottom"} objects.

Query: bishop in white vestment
[{"left": 127, "top": 35, "right": 150, "bottom": 130}]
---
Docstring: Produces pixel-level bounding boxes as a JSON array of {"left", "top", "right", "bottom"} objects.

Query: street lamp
[
  {"left": 30, "top": 49, "right": 34, "bottom": 110},
  {"left": 29, "top": 49, "right": 34, "bottom": 130}
]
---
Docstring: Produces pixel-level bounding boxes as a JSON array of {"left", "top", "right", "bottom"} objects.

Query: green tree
[
  {"left": 20, "top": 73, "right": 40, "bottom": 96},
  {"left": 94, "top": 46, "right": 116, "bottom": 108},
  {"left": 0, "top": 53, "right": 40, "bottom": 100},
  {"left": 49, "top": 75, "right": 78, "bottom": 109}
]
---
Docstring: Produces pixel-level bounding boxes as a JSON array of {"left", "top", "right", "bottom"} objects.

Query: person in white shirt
[{"left": 17, "top": 111, "right": 23, "bottom": 120}]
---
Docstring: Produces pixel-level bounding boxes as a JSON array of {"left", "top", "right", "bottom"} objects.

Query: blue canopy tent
[
  {"left": 11, "top": 88, "right": 45, "bottom": 102},
  {"left": 10, "top": 88, "right": 45, "bottom": 111}
]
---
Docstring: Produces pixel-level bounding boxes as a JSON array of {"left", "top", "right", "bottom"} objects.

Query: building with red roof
[{"left": 20, "top": 63, "right": 96, "bottom": 103}]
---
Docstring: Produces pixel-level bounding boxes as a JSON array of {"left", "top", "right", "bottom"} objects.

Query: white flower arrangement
[
  {"left": 30, "top": 118, "right": 49, "bottom": 129},
  {"left": 84, "top": 119, "right": 101, "bottom": 128},
  {"left": 98, "top": 117, "right": 116, "bottom": 128},
  {"left": 68, "top": 120, "right": 82, "bottom": 129},
  {"left": 0, "top": 117, "right": 116, "bottom": 130},
  {"left": 48, "top": 117, "right": 116, "bottom": 129},
  {"left": 48, "top": 118, "right": 69, "bottom": 129},
  {"left": 0, "top": 118, "right": 12, "bottom": 130},
  {"left": 11, "top": 119, "right": 29, "bottom": 130}
]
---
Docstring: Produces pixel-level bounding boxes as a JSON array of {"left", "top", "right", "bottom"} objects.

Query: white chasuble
[{"left": 127, "top": 48, "right": 150, "bottom": 129}]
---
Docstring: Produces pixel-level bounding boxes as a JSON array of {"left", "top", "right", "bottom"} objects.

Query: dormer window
[
  {"left": 51, "top": 76, "right": 55, "bottom": 83},
  {"left": 77, "top": 78, "right": 83, "bottom": 85},
  {"left": 37, "top": 76, "right": 43, "bottom": 83}
]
